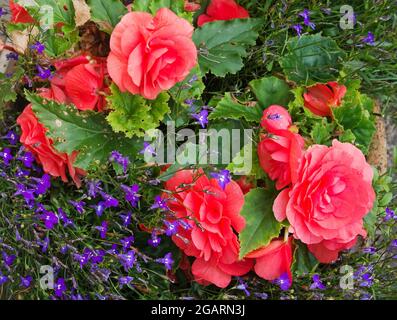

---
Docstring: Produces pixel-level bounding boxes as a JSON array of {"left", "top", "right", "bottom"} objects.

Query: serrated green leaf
[
  {"left": 133, "top": 0, "right": 192, "bottom": 21},
  {"left": 292, "top": 241, "right": 318, "bottom": 276},
  {"left": 333, "top": 87, "right": 376, "bottom": 154},
  {"left": 249, "top": 76, "right": 292, "bottom": 108},
  {"left": 26, "top": 91, "right": 140, "bottom": 170},
  {"left": 35, "top": 0, "right": 76, "bottom": 28},
  {"left": 239, "top": 188, "right": 282, "bottom": 259},
  {"left": 280, "top": 34, "right": 345, "bottom": 85},
  {"left": 87, "top": 0, "right": 127, "bottom": 31},
  {"left": 44, "top": 29, "right": 79, "bottom": 57},
  {"left": 209, "top": 93, "right": 262, "bottom": 122},
  {"left": 132, "top": 0, "right": 151, "bottom": 11},
  {"left": 310, "top": 120, "right": 333, "bottom": 145},
  {"left": 352, "top": 118, "right": 376, "bottom": 154},
  {"left": 149, "top": 0, "right": 184, "bottom": 14},
  {"left": 379, "top": 192, "right": 393, "bottom": 207},
  {"left": 106, "top": 84, "right": 170, "bottom": 138},
  {"left": 339, "top": 129, "right": 356, "bottom": 143},
  {"left": 193, "top": 18, "right": 261, "bottom": 77}
]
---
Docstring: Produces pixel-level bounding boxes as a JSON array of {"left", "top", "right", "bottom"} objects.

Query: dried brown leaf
[{"left": 73, "top": 0, "right": 91, "bottom": 27}]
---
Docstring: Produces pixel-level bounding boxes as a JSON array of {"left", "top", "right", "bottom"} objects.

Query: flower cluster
[{"left": 258, "top": 97, "right": 375, "bottom": 264}]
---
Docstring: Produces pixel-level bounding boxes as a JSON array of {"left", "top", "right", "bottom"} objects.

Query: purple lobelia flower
[
  {"left": 31, "top": 41, "right": 45, "bottom": 54},
  {"left": 119, "top": 276, "right": 134, "bottom": 288},
  {"left": 390, "top": 239, "right": 397, "bottom": 249},
  {"left": 20, "top": 275, "right": 33, "bottom": 288},
  {"left": 38, "top": 236, "right": 50, "bottom": 253},
  {"left": 121, "top": 184, "right": 140, "bottom": 207},
  {"left": 361, "top": 293, "right": 372, "bottom": 300},
  {"left": 107, "top": 244, "right": 119, "bottom": 255},
  {"left": 384, "top": 207, "right": 396, "bottom": 221},
  {"left": 310, "top": 274, "right": 326, "bottom": 290},
  {"left": 96, "top": 221, "right": 108, "bottom": 239},
  {"left": 150, "top": 195, "right": 169, "bottom": 211},
  {"left": 362, "top": 246, "right": 376, "bottom": 255},
  {"left": 191, "top": 109, "right": 209, "bottom": 128},
  {"left": 87, "top": 180, "right": 102, "bottom": 198},
  {"left": 110, "top": 151, "right": 130, "bottom": 174},
  {"left": 0, "top": 272, "right": 8, "bottom": 285},
  {"left": 120, "top": 212, "right": 132, "bottom": 227},
  {"left": 60, "top": 245, "right": 69, "bottom": 254},
  {"left": 273, "top": 272, "right": 291, "bottom": 291},
  {"left": 189, "top": 74, "right": 198, "bottom": 84},
  {"left": 184, "top": 99, "right": 197, "bottom": 107},
  {"left": 210, "top": 169, "right": 231, "bottom": 190},
  {"left": 118, "top": 250, "right": 136, "bottom": 271},
  {"left": 148, "top": 231, "right": 161, "bottom": 248},
  {"left": 54, "top": 278, "right": 67, "bottom": 297},
  {"left": 5, "top": 130, "right": 19, "bottom": 145},
  {"left": 292, "top": 24, "right": 303, "bottom": 37},
  {"left": 33, "top": 174, "right": 51, "bottom": 195},
  {"left": 14, "top": 184, "right": 35, "bottom": 206},
  {"left": 362, "top": 32, "right": 375, "bottom": 46},
  {"left": 2, "top": 252, "right": 16, "bottom": 267},
  {"left": 40, "top": 210, "right": 58, "bottom": 229},
  {"left": 18, "top": 152, "right": 35, "bottom": 168},
  {"left": 100, "top": 192, "right": 119, "bottom": 208},
  {"left": 70, "top": 293, "right": 86, "bottom": 300},
  {"left": 94, "top": 267, "right": 111, "bottom": 282},
  {"left": 0, "top": 7, "right": 6, "bottom": 17},
  {"left": 140, "top": 142, "right": 157, "bottom": 157},
  {"left": 254, "top": 292, "right": 268, "bottom": 300},
  {"left": 36, "top": 65, "right": 52, "bottom": 80},
  {"left": 58, "top": 208, "right": 74, "bottom": 228},
  {"left": 74, "top": 251, "right": 91, "bottom": 269},
  {"left": 91, "top": 201, "right": 106, "bottom": 217},
  {"left": 15, "top": 167, "right": 30, "bottom": 179},
  {"left": 16, "top": 230, "right": 22, "bottom": 242},
  {"left": 359, "top": 273, "right": 373, "bottom": 287},
  {"left": 236, "top": 278, "right": 250, "bottom": 297},
  {"left": 156, "top": 252, "right": 174, "bottom": 271},
  {"left": 299, "top": 9, "right": 316, "bottom": 29},
  {"left": 91, "top": 249, "right": 106, "bottom": 265},
  {"left": 121, "top": 236, "right": 135, "bottom": 252},
  {"left": 163, "top": 220, "right": 179, "bottom": 237},
  {"left": 69, "top": 200, "right": 85, "bottom": 214},
  {"left": 0, "top": 148, "right": 13, "bottom": 165},
  {"left": 6, "top": 52, "right": 19, "bottom": 61}
]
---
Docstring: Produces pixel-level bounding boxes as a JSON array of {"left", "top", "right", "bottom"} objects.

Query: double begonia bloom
[
  {"left": 51, "top": 55, "right": 108, "bottom": 111},
  {"left": 273, "top": 140, "right": 375, "bottom": 263},
  {"left": 197, "top": 0, "right": 250, "bottom": 27},
  {"left": 164, "top": 169, "right": 253, "bottom": 288},
  {"left": 257, "top": 130, "right": 305, "bottom": 190},
  {"left": 107, "top": 8, "right": 197, "bottom": 100},
  {"left": 17, "top": 89, "right": 85, "bottom": 187},
  {"left": 246, "top": 237, "right": 293, "bottom": 285},
  {"left": 303, "top": 82, "right": 347, "bottom": 117}
]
